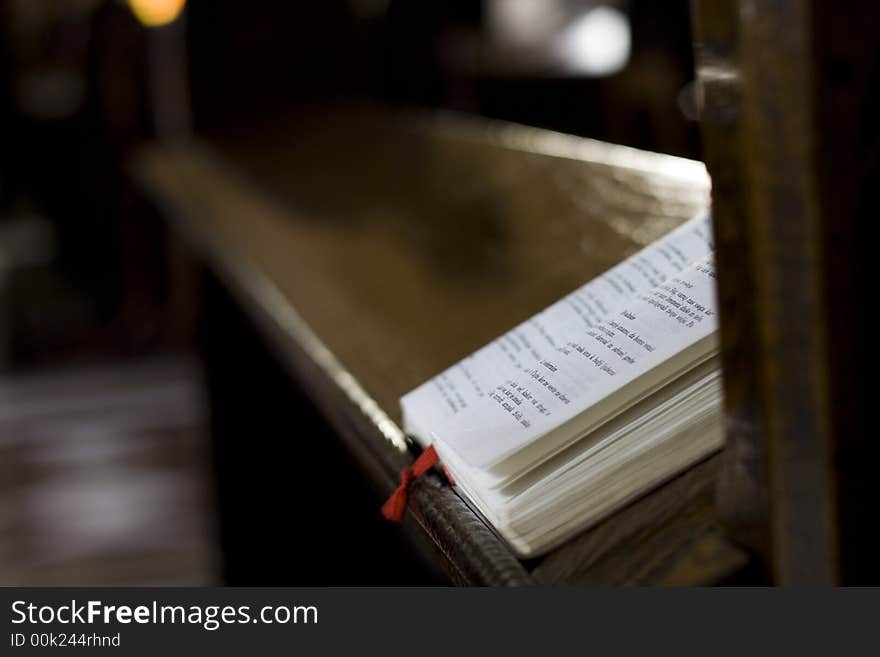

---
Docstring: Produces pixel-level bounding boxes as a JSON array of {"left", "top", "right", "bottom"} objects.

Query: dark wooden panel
[
  {"left": 693, "top": 0, "right": 877, "bottom": 584},
  {"left": 0, "top": 357, "right": 217, "bottom": 585},
  {"left": 690, "top": 0, "right": 771, "bottom": 571}
]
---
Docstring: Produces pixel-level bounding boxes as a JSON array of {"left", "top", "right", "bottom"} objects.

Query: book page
[
  {"left": 401, "top": 214, "right": 714, "bottom": 448},
  {"left": 433, "top": 253, "right": 720, "bottom": 467}
]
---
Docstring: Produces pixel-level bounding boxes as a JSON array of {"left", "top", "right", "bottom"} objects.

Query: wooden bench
[{"left": 132, "top": 107, "right": 748, "bottom": 585}]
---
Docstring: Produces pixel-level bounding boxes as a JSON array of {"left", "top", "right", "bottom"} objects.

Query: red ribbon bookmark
[{"left": 381, "top": 445, "right": 439, "bottom": 522}]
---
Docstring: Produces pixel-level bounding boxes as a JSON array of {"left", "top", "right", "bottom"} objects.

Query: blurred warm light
[
  {"left": 558, "top": 6, "right": 631, "bottom": 76},
  {"left": 487, "top": 1, "right": 631, "bottom": 78},
  {"left": 128, "top": 0, "right": 187, "bottom": 27},
  {"left": 487, "top": 0, "right": 558, "bottom": 48}
]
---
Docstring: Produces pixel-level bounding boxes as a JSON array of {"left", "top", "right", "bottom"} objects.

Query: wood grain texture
[
  {"left": 690, "top": 0, "right": 771, "bottom": 567},
  {"left": 138, "top": 109, "right": 710, "bottom": 429},
  {"left": 0, "top": 357, "right": 218, "bottom": 585},
  {"left": 693, "top": 0, "right": 878, "bottom": 583}
]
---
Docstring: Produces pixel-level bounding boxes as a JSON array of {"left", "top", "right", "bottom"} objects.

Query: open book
[{"left": 401, "top": 215, "right": 723, "bottom": 557}]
